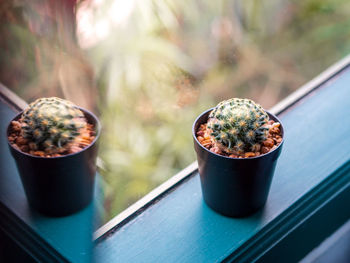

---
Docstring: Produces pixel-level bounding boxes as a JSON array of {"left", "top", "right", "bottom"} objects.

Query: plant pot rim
[
  {"left": 7, "top": 107, "right": 101, "bottom": 159},
  {"left": 192, "top": 107, "right": 284, "bottom": 160}
]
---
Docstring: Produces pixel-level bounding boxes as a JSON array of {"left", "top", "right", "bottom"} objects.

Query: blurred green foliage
[{"left": 1, "top": 0, "right": 350, "bottom": 223}]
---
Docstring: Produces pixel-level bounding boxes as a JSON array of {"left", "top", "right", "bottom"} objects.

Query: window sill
[
  {"left": 93, "top": 56, "right": 350, "bottom": 262},
  {"left": 0, "top": 55, "right": 350, "bottom": 262}
]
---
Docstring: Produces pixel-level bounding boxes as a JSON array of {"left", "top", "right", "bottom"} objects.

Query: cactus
[
  {"left": 20, "top": 97, "right": 87, "bottom": 153},
  {"left": 207, "top": 98, "right": 269, "bottom": 154}
]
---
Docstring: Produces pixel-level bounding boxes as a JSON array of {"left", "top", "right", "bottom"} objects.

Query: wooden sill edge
[
  {"left": 94, "top": 53, "right": 350, "bottom": 241},
  {"left": 1, "top": 54, "right": 350, "bottom": 245}
]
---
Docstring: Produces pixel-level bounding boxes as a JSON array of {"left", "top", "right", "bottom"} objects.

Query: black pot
[
  {"left": 193, "top": 108, "right": 284, "bottom": 217},
  {"left": 7, "top": 108, "right": 100, "bottom": 217}
]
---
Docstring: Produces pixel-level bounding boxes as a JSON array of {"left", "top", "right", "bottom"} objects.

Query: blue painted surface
[
  {"left": 301, "top": 219, "right": 350, "bottom": 263},
  {"left": 0, "top": 101, "right": 95, "bottom": 262},
  {"left": 95, "top": 69, "right": 350, "bottom": 262}
]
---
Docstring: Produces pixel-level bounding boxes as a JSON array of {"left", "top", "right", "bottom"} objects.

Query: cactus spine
[
  {"left": 20, "top": 97, "right": 87, "bottom": 153},
  {"left": 207, "top": 98, "right": 269, "bottom": 154}
]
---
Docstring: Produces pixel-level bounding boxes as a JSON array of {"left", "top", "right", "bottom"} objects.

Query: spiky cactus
[
  {"left": 207, "top": 98, "right": 269, "bottom": 154},
  {"left": 20, "top": 97, "right": 87, "bottom": 153}
]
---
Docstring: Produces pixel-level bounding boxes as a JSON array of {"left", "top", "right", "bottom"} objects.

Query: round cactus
[
  {"left": 207, "top": 98, "right": 269, "bottom": 154},
  {"left": 20, "top": 97, "right": 87, "bottom": 153}
]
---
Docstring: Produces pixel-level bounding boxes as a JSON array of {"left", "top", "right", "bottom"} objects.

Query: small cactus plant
[
  {"left": 207, "top": 98, "right": 269, "bottom": 154},
  {"left": 19, "top": 97, "right": 87, "bottom": 154}
]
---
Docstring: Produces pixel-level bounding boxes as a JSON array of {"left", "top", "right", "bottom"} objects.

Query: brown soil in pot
[
  {"left": 8, "top": 119, "right": 96, "bottom": 158},
  {"left": 196, "top": 119, "right": 282, "bottom": 158}
]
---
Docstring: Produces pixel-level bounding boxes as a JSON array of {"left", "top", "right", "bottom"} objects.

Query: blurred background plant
[{"left": 1, "top": 0, "right": 350, "bottom": 223}]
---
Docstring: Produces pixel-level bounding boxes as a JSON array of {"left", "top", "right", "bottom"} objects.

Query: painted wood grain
[{"left": 94, "top": 68, "right": 350, "bottom": 263}]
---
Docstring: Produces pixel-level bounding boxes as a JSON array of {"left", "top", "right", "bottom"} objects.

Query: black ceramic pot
[
  {"left": 7, "top": 108, "right": 100, "bottom": 217},
  {"left": 193, "top": 108, "right": 284, "bottom": 217}
]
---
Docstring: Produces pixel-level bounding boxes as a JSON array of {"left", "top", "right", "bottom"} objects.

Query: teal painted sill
[
  {"left": 301, "top": 218, "right": 350, "bottom": 263},
  {"left": 0, "top": 55, "right": 350, "bottom": 263},
  {"left": 93, "top": 56, "right": 350, "bottom": 262}
]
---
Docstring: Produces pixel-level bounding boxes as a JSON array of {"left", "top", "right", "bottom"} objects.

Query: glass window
[{"left": 1, "top": 0, "right": 350, "bottom": 224}]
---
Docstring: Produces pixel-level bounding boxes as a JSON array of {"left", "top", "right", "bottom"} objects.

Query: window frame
[
  {"left": 92, "top": 53, "right": 350, "bottom": 241},
  {"left": 0, "top": 54, "right": 350, "bottom": 261}
]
